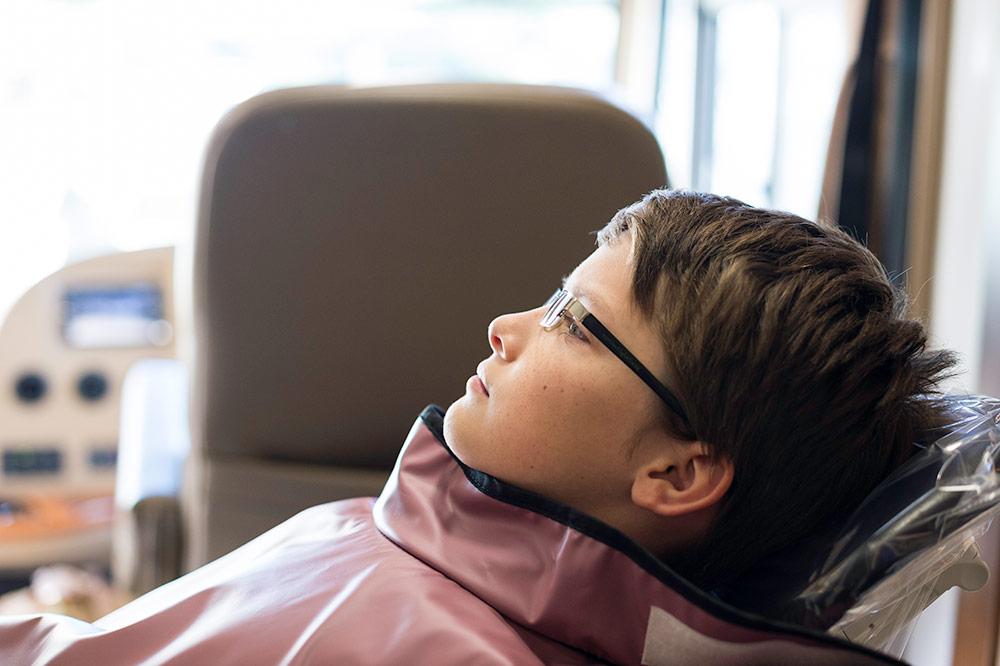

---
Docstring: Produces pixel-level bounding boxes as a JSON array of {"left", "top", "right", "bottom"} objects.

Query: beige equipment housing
[{"left": 0, "top": 247, "right": 176, "bottom": 572}]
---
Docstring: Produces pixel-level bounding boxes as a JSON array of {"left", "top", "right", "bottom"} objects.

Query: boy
[
  {"left": 0, "top": 190, "right": 951, "bottom": 665},
  {"left": 446, "top": 189, "right": 955, "bottom": 592}
]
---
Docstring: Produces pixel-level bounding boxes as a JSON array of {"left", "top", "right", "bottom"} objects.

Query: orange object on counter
[{"left": 0, "top": 495, "right": 114, "bottom": 541}]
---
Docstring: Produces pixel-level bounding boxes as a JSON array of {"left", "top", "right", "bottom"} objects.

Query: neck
[{"left": 602, "top": 502, "right": 717, "bottom": 563}]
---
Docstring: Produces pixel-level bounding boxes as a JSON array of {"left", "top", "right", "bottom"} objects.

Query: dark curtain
[{"left": 819, "top": 0, "right": 923, "bottom": 284}]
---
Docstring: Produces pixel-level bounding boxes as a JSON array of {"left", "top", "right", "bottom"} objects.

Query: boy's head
[{"left": 444, "top": 189, "right": 957, "bottom": 588}]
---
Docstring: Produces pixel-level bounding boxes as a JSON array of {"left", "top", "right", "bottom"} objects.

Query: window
[
  {"left": 2, "top": 0, "right": 852, "bottom": 321},
  {"left": 0, "top": 0, "right": 620, "bottom": 321},
  {"left": 655, "top": 0, "right": 849, "bottom": 218}
]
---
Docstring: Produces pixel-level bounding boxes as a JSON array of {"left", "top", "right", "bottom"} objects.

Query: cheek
[
  {"left": 445, "top": 353, "right": 639, "bottom": 486},
  {"left": 446, "top": 367, "right": 573, "bottom": 477},
  {"left": 498, "top": 362, "right": 589, "bottom": 427},
  {"left": 495, "top": 362, "right": 630, "bottom": 459}
]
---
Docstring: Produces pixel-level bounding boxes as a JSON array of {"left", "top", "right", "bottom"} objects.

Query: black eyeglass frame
[{"left": 542, "top": 289, "right": 689, "bottom": 425}]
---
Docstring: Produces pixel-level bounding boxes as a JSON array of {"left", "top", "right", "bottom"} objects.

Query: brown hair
[{"left": 597, "top": 189, "right": 958, "bottom": 589}]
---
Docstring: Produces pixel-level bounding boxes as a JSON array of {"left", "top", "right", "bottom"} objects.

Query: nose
[{"left": 488, "top": 309, "right": 535, "bottom": 360}]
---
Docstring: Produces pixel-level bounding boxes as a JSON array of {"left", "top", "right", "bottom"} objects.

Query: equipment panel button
[
  {"left": 14, "top": 373, "right": 47, "bottom": 403},
  {"left": 78, "top": 372, "right": 109, "bottom": 402}
]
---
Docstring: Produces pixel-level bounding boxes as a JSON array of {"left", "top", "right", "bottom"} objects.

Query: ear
[{"left": 630, "top": 442, "right": 733, "bottom": 518}]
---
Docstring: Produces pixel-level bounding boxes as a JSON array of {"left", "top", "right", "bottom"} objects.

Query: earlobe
[{"left": 631, "top": 446, "right": 734, "bottom": 518}]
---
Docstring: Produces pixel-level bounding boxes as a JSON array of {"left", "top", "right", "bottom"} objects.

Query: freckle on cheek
[{"left": 543, "top": 385, "right": 547, "bottom": 390}]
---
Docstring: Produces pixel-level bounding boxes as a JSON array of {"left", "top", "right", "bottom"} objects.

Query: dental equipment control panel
[{"left": 0, "top": 247, "right": 177, "bottom": 572}]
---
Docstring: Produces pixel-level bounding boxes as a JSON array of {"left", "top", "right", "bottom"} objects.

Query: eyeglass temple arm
[{"left": 580, "top": 314, "right": 690, "bottom": 424}]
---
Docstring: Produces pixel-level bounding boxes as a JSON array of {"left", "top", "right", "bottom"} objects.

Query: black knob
[
  {"left": 14, "top": 373, "right": 47, "bottom": 403},
  {"left": 0, "top": 498, "right": 27, "bottom": 516},
  {"left": 78, "top": 372, "right": 109, "bottom": 402}
]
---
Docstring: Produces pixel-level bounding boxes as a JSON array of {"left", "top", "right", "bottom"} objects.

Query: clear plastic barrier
[{"left": 796, "top": 395, "right": 1000, "bottom": 656}]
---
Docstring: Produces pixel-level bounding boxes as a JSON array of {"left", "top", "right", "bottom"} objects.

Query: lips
[{"left": 476, "top": 363, "right": 490, "bottom": 396}]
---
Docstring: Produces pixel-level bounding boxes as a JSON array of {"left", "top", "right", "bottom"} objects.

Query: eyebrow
[{"left": 560, "top": 274, "right": 612, "bottom": 324}]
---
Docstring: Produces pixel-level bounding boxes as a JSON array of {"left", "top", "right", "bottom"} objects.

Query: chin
[
  {"left": 442, "top": 399, "right": 478, "bottom": 467},
  {"left": 442, "top": 399, "right": 464, "bottom": 449}
]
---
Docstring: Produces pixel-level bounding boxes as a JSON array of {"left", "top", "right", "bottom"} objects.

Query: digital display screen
[
  {"left": 3, "top": 448, "right": 62, "bottom": 475},
  {"left": 63, "top": 284, "right": 170, "bottom": 349},
  {"left": 89, "top": 447, "right": 117, "bottom": 469}
]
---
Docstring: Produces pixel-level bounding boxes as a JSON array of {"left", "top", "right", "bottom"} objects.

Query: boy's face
[{"left": 443, "top": 239, "right": 672, "bottom": 518}]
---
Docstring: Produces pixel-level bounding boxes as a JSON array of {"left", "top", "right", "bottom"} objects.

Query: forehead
[{"left": 562, "top": 240, "right": 637, "bottom": 330}]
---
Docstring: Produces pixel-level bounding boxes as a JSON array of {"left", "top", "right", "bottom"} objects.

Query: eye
[{"left": 564, "top": 316, "right": 589, "bottom": 342}]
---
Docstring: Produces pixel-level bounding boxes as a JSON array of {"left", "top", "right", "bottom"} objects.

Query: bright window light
[
  {"left": 655, "top": 0, "right": 849, "bottom": 219},
  {"left": 0, "top": 0, "right": 619, "bottom": 322}
]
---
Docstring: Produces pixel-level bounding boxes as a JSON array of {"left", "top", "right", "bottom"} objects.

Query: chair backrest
[{"left": 185, "top": 83, "right": 667, "bottom": 566}]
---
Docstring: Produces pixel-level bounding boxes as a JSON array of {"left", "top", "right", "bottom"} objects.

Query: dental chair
[
  {"left": 110, "top": 83, "right": 1000, "bottom": 661},
  {"left": 113, "top": 82, "right": 668, "bottom": 588}
]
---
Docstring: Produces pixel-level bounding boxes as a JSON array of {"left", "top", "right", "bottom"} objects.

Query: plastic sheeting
[{"left": 795, "top": 395, "right": 1000, "bottom": 657}]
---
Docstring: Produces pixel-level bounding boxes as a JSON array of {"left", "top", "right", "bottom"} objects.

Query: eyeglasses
[{"left": 541, "top": 289, "right": 689, "bottom": 425}]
